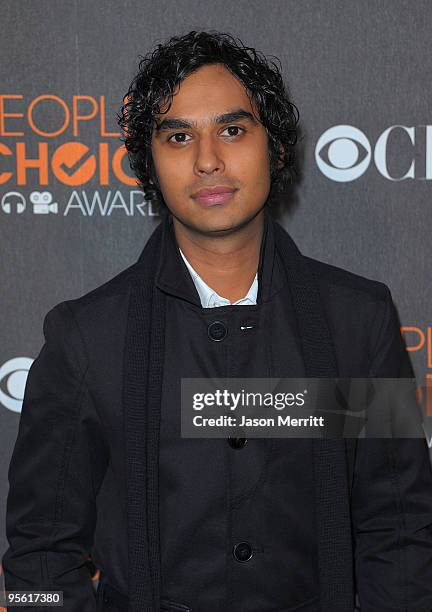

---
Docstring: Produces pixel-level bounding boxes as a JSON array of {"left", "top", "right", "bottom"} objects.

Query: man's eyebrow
[{"left": 154, "top": 108, "right": 258, "bottom": 132}]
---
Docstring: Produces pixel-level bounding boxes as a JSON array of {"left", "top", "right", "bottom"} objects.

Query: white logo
[
  {"left": 0, "top": 357, "right": 34, "bottom": 413},
  {"left": 30, "top": 191, "right": 58, "bottom": 214},
  {"left": 0, "top": 190, "right": 160, "bottom": 216},
  {"left": 315, "top": 124, "right": 432, "bottom": 182},
  {"left": 315, "top": 125, "right": 371, "bottom": 182},
  {"left": 1, "top": 191, "right": 26, "bottom": 213}
]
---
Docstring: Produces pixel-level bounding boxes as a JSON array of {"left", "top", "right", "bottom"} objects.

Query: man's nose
[{"left": 193, "top": 136, "right": 225, "bottom": 175}]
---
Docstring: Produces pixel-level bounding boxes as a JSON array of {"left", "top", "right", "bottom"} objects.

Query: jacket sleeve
[
  {"left": 352, "top": 285, "right": 432, "bottom": 612},
  {"left": 1, "top": 301, "right": 109, "bottom": 611}
]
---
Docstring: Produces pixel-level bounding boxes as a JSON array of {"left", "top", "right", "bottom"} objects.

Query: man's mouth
[{"left": 191, "top": 185, "right": 238, "bottom": 207}]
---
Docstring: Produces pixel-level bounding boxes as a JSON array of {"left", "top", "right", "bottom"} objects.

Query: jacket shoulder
[
  {"left": 51, "top": 260, "right": 145, "bottom": 325},
  {"left": 303, "top": 256, "right": 405, "bottom": 376},
  {"left": 37, "top": 260, "right": 145, "bottom": 372},
  {"left": 303, "top": 255, "right": 391, "bottom": 303}
]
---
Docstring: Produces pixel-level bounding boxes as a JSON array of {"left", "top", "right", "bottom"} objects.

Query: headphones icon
[{"left": 1, "top": 192, "right": 26, "bottom": 214}]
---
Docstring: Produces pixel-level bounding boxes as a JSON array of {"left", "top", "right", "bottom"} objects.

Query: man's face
[{"left": 151, "top": 63, "right": 271, "bottom": 235}]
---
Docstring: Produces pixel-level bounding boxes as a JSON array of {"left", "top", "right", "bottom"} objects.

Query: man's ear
[{"left": 277, "top": 144, "right": 285, "bottom": 169}]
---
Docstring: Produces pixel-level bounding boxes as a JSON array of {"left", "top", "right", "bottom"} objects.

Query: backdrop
[{"left": 1, "top": 0, "right": 431, "bottom": 600}]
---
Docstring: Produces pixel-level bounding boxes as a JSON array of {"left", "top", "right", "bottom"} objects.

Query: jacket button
[
  {"left": 233, "top": 541, "right": 253, "bottom": 562},
  {"left": 207, "top": 320, "right": 227, "bottom": 341},
  {"left": 103, "top": 593, "right": 111, "bottom": 604},
  {"left": 227, "top": 436, "right": 247, "bottom": 449}
]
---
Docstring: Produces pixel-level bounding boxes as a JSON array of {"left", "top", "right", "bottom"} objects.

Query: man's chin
[
  {"left": 185, "top": 218, "right": 251, "bottom": 237},
  {"left": 171, "top": 208, "right": 263, "bottom": 237}
]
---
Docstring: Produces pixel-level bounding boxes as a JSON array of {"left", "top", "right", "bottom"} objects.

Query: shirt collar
[{"left": 178, "top": 248, "right": 258, "bottom": 308}]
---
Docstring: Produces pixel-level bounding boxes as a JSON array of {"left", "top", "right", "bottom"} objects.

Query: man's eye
[
  {"left": 167, "top": 133, "right": 191, "bottom": 144},
  {"left": 221, "top": 126, "right": 245, "bottom": 137}
]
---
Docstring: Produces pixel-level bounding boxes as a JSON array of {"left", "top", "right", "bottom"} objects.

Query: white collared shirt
[{"left": 179, "top": 248, "right": 258, "bottom": 308}]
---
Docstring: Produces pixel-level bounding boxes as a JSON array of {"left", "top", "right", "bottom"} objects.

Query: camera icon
[{"left": 30, "top": 191, "right": 58, "bottom": 214}]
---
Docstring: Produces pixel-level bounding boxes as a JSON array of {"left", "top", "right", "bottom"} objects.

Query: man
[{"left": 3, "top": 30, "right": 432, "bottom": 612}]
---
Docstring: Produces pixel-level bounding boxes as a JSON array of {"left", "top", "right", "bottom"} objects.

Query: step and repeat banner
[{"left": 1, "top": 0, "right": 431, "bottom": 601}]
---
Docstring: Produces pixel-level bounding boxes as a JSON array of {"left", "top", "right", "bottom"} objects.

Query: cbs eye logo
[
  {"left": 0, "top": 357, "right": 34, "bottom": 413},
  {"left": 315, "top": 125, "right": 371, "bottom": 182}
]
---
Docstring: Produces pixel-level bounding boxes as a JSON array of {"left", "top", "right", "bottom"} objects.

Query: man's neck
[{"left": 172, "top": 211, "right": 264, "bottom": 304}]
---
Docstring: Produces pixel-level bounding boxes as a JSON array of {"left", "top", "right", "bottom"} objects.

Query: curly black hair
[{"left": 117, "top": 30, "right": 299, "bottom": 208}]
